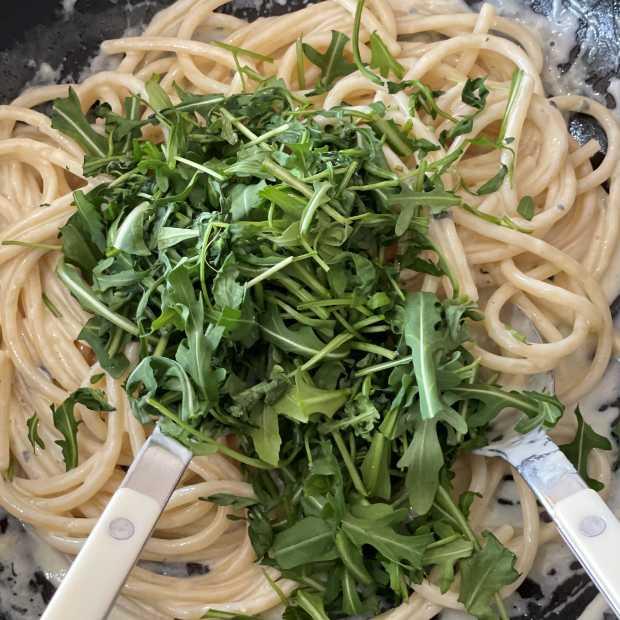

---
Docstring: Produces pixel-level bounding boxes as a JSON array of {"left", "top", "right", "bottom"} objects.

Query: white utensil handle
[
  {"left": 41, "top": 487, "right": 160, "bottom": 620},
  {"left": 552, "top": 488, "right": 620, "bottom": 617}
]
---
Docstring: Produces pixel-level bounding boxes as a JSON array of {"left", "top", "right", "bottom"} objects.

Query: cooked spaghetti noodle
[{"left": 0, "top": 0, "right": 618, "bottom": 618}]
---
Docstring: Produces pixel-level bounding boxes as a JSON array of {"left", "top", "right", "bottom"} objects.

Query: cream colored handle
[
  {"left": 553, "top": 488, "right": 620, "bottom": 617},
  {"left": 41, "top": 487, "right": 161, "bottom": 620},
  {"left": 41, "top": 428, "right": 192, "bottom": 620}
]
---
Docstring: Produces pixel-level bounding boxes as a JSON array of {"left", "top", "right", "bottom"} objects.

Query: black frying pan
[{"left": 0, "top": 0, "right": 618, "bottom": 618}]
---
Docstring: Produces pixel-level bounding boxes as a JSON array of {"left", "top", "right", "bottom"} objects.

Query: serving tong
[
  {"left": 41, "top": 309, "right": 620, "bottom": 619},
  {"left": 474, "top": 308, "right": 620, "bottom": 616}
]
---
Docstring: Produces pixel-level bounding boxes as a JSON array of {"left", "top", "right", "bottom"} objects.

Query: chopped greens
[
  {"left": 50, "top": 57, "right": 568, "bottom": 617},
  {"left": 51, "top": 388, "right": 114, "bottom": 470},
  {"left": 517, "top": 195, "right": 535, "bottom": 220},
  {"left": 560, "top": 408, "right": 612, "bottom": 491},
  {"left": 26, "top": 414, "right": 45, "bottom": 453},
  {"left": 302, "top": 31, "right": 356, "bottom": 94}
]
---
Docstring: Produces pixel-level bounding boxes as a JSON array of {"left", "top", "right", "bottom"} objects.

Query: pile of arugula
[{"left": 17, "top": 10, "right": 611, "bottom": 619}]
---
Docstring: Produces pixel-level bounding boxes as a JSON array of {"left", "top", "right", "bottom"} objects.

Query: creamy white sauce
[
  {"left": 25, "top": 60, "right": 64, "bottom": 87},
  {"left": 485, "top": 0, "right": 620, "bottom": 113},
  {"left": 61, "top": 0, "right": 78, "bottom": 18}
]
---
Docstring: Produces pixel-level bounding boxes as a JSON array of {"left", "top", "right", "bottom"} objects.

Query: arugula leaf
[
  {"left": 248, "top": 507, "right": 274, "bottom": 559},
  {"left": 296, "top": 591, "right": 329, "bottom": 620},
  {"left": 369, "top": 32, "right": 405, "bottom": 79},
  {"left": 230, "top": 180, "right": 267, "bottom": 221},
  {"left": 27, "top": 414, "right": 45, "bottom": 453},
  {"left": 251, "top": 405, "right": 281, "bottom": 466},
  {"left": 452, "top": 384, "right": 563, "bottom": 432},
  {"left": 517, "top": 195, "right": 535, "bottom": 220},
  {"left": 272, "top": 517, "right": 337, "bottom": 569},
  {"left": 423, "top": 537, "right": 473, "bottom": 592},
  {"left": 204, "top": 493, "right": 258, "bottom": 509},
  {"left": 210, "top": 40, "right": 274, "bottom": 63},
  {"left": 78, "top": 317, "right": 129, "bottom": 378},
  {"left": 403, "top": 292, "right": 447, "bottom": 421},
  {"left": 112, "top": 202, "right": 152, "bottom": 255},
  {"left": 400, "top": 419, "right": 444, "bottom": 515},
  {"left": 458, "top": 532, "right": 519, "bottom": 619},
  {"left": 273, "top": 371, "right": 349, "bottom": 422},
  {"left": 145, "top": 75, "right": 173, "bottom": 112},
  {"left": 303, "top": 32, "right": 356, "bottom": 93},
  {"left": 440, "top": 116, "right": 474, "bottom": 146},
  {"left": 51, "top": 88, "right": 107, "bottom": 157},
  {"left": 388, "top": 187, "right": 462, "bottom": 214},
  {"left": 462, "top": 77, "right": 489, "bottom": 110},
  {"left": 560, "top": 407, "right": 612, "bottom": 491},
  {"left": 476, "top": 164, "right": 508, "bottom": 195},
  {"left": 52, "top": 388, "right": 114, "bottom": 470},
  {"left": 341, "top": 514, "right": 433, "bottom": 568}
]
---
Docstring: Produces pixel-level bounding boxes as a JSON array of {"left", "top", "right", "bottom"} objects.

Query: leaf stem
[
  {"left": 435, "top": 486, "right": 510, "bottom": 620},
  {"left": 331, "top": 430, "right": 367, "bottom": 496},
  {"left": 146, "top": 397, "right": 273, "bottom": 470}
]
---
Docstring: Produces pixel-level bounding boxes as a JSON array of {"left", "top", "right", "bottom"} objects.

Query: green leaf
[
  {"left": 388, "top": 187, "right": 462, "bottom": 214},
  {"left": 341, "top": 514, "right": 432, "bottom": 568},
  {"left": 423, "top": 537, "right": 473, "bottom": 593},
  {"left": 230, "top": 180, "right": 267, "bottom": 221},
  {"left": 213, "top": 253, "right": 245, "bottom": 310},
  {"left": 204, "top": 493, "right": 258, "bottom": 509},
  {"left": 57, "top": 261, "right": 139, "bottom": 336},
  {"left": 112, "top": 202, "right": 152, "bottom": 256},
  {"left": 248, "top": 507, "right": 273, "bottom": 559},
  {"left": 210, "top": 39, "right": 274, "bottom": 63},
  {"left": 52, "top": 388, "right": 114, "bottom": 470},
  {"left": 303, "top": 31, "right": 356, "bottom": 92},
  {"left": 157, "top": 227, "right": 199, "bottom": 250},
  {"left": 403, "top": 292, "right": 447, "bottom": 421},
  {"left": 322, "top": 393, "right": 379, "bottom": 439},
  {"left": 335, "top": 530, "right": 372, "bottom": 585},
  {"left": 458, "top": 532, "right": 519, "bottom": 619},
  {"left": 272, "top": 370, "right": 348, "bottom": 423},
  {"left": 560, "top": 407, "right": 612, "bottom": 491},
  {"left": 251, "top": 405, "right": 281, "bottom": 466},
  {"left": 476, "top": 164, "right": 508, "bottom": 196},
  {"left": 77, "top": 317, "right": 129, "bottom": 379},
  {"left": 452, "top": 384, "right": 563, "bottom": 432},
  {"left": 361, "top": 431, "right": 391, "bottom": 499},
  {"left": 439, "top": 116, "right": 474, "bottom": 146},
  {"left": 126, "top": 356, "right": 198, "bottom": 423},
  {"left": 296, "top": 591, "right": 329, "bottom": 620},
  {"left": 51, "top": 88, "right": 107, "bottom": 157},
  {"left": 517, "top": 195, "right": 535, "bottom": 220},
  {"left": 73, "top": 190, "right": 107, "bottom": 253},
  {"left": 26, "top": 414, "right": 45, "bottom": 453},
  {"left": 461, "top": 77, "right": 489, "bottom": 110},
  {"left": 369, "top": 32, "right": 405, "bottom": 79},
  {"left": 271, "top": 517, "right": 337, "bottom": 569},
  {"left": 400, "top": 419, "right": 444, "bottom": 515},
  {"left": 145, "top": 75, "right": 173, "bottom": 112},
  {"left": 60, "top": 191, "right": 106, "bottom": 272},
  {"left": 261, "top": 307, "right": 347, "bottom": 360}
]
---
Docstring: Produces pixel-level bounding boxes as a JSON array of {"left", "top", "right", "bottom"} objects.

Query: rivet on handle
[
  {"left": 579, "top": 515, "right": 607, "bottom": 538},
  {"left": 109, "top": 517, "right": 135, "bottom": 540}
]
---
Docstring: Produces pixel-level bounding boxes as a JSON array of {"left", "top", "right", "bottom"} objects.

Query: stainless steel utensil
[
  {"left": 41, "top": 427, "right": 192, "bottom": 620},
  {"left": 475, "top": 308, "right": 620, "bottom": 617}
]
